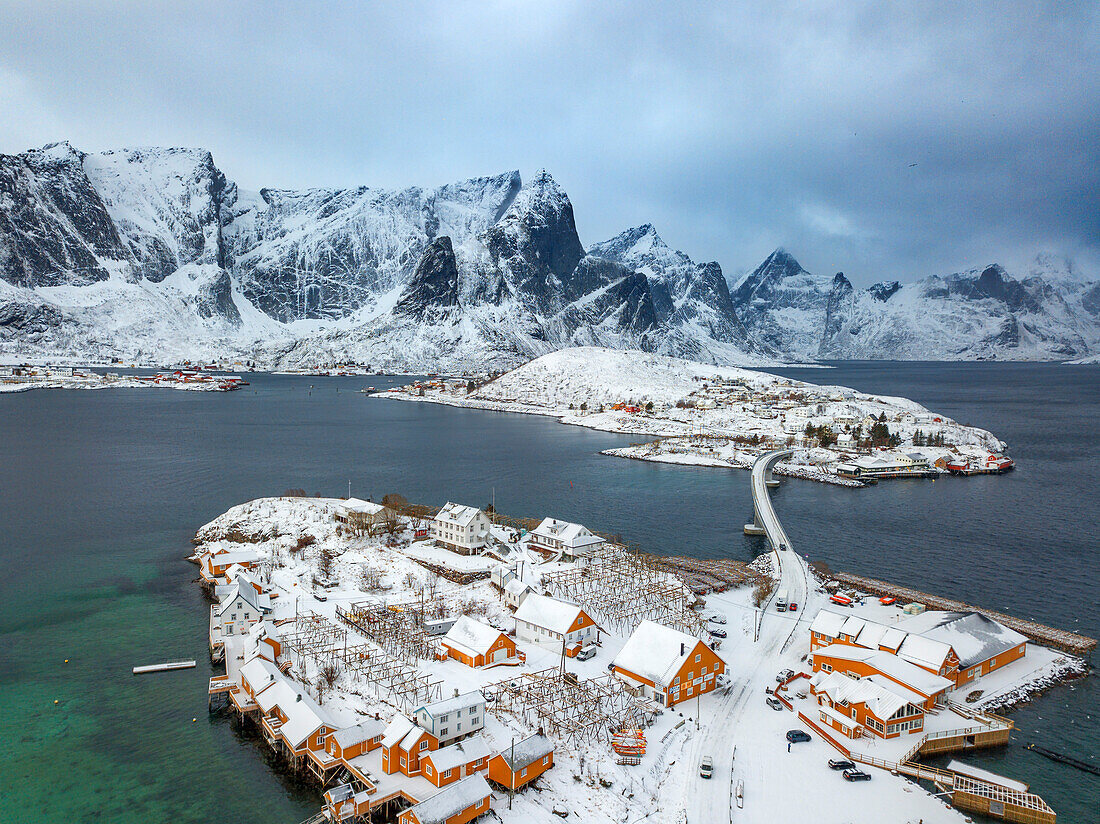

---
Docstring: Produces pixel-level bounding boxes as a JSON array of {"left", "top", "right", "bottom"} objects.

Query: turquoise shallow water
[{"left": 0, "top": 363, "right": 1096, "bottom": 823}]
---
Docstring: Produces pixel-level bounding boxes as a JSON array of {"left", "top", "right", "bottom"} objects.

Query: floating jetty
[
  {"left": 1024, "top": 743, "right": 1100, "bottom": 776},
  {"left": 829, "top": 571, "right": 1096, "bottom": 657},
  {"left": 132, "top": 659, "right": 196, "bottom": 675}
]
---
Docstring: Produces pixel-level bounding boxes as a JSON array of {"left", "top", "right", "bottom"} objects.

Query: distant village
[
  {"left": 386, "top": 373, "right": 1015, "bottom": 484},
  {"left": 0, "top": 364, "right": 247, "bottom": 392},
  {"left": 191, "top": 490, "right": 1085, "bottom": 824}
]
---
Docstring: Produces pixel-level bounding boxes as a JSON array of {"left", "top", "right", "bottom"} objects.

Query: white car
[{"left": 708, "top": 613, "right": 727, "bottom": 625}]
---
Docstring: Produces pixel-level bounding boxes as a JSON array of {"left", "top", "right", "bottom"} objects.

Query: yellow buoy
[
  {"left": 192, "top": 718, "right": 197, "bottom": 722},
  {"left": 54, "top": 700, "right": 59, "bottom": 704},
  {"left": 65, "top": 659, "right": 69, "bottom": 663}
]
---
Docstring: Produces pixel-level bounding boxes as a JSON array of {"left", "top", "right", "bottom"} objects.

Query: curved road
[{"left": 680, "top": 450, "right": 816, "bottom": 823}]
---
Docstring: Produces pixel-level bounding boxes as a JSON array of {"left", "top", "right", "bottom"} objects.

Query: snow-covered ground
[
  {"left": 0, "top": 369, "right": 236, "bottom": 393},
  {"left": 376, "top": 347, "right": 1009, "bottom": 485},
  {"left": 192, "top": 495, "right": 1078, "bottom": 823}
]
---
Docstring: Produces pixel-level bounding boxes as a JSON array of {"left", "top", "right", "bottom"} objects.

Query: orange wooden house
[
  {"left": 396, "top": 774, "right": 492, "bottom": 824},
  {"left": 421, "top": 735, "right": 491, "bottom": 787},
  {"left": 486, "top": 733, "right": 554, "bottom": 791},
  {"left": 325, "top": 718, "right": 387, "bottom": 762},
  {"left": 381, "top": 716, "right": 439, "bottom": 777},
  {"left": 810, "top": 669, "right": 929, "bottom": 740},
  {"left": 513, "top": 594, "right": 601, "bottom": 657},
  {"left": 439, "top": 617, "right": 519, "bottom": 668},
  {"left": 611, "top": 620, "right": 726, "bottom": 708},
  {"left": 808, "top": 644, "right": 953, "bottom": 709}
]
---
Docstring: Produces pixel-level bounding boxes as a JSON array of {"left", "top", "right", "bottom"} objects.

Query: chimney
[
  {"left": 680, "top": 643, "right": 686, "bottom": 656},
  {"left": 454, "top": 688, "right": 459, "bottom": 698},
  {"left": 296, "top": 694, "right": 302, "bottom": 702}
]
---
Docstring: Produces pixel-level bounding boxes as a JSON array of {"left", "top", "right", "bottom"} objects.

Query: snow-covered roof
[
  {"left": 495, "top": 733, "right": 554, "bottom": 772},
  {"left": 812, "top": 644, "right": 953, "bottom": 697},
  {"left": 441, "top": 616, "right": 508, "bottom": 658},
  {"left": 812, "top": 671, "right": 914, "bottom": 722},
  {"left": 417, "top": 690, "right": 485, "bottom": 720},
  {"left": 254, "top": 674, "right": 333, "bottom": 747},
  {"left": 809, "top": 610, "right": 848, "bottom": 638},
  {"left": 513, "top": 593, "right": 588, "bottom": 635},
  {"left": 896, "top": 633, "right": 954, "bottom": 671},
  {"left": 401, "top": 774, "right": 491, "bottom": 824},
  {"left": 331, "top": 719, "right": 386, "bottom": 748},
  {"left": 338, "top": 497, "right": 386, "bottom": 515},
  {"left": 434, "top": 502, "right": 485, "bottom": 528},
  {"left": 240, "top": 655, "right": 282, "bottom": 693},
  {"left": 381, "top": 716, "right": 417, "bottom": 749},
  {"left": 425, "top": 735, "right": 492, "bottom": 773},
  {"left": 217, "top": 581, "right": 271, "bottom": 615},
  {"left": 896, "top": 611, "right": 1027, "bottom": 668},
  {"left": 504, "top": 578, "right": 532, "bottom": 595},
  {"left": 612, "top": 619, "right": 715, "bottom": 687},
  {"left": 529, "top": 518, "right": 605, "bottom": 550},
  {"left": 211, "top": 549, "right": 260, "bottom": 566}
]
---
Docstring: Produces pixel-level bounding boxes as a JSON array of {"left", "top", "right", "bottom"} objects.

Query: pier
[{"left": 132, "top": 659, "right": 196, "bottom": 675}]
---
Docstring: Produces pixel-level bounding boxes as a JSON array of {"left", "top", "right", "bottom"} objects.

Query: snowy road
[{"left": 681, "top": 451, "right": 816, "bottom": 823}]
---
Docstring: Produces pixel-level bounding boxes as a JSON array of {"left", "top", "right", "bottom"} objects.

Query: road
[{"left": 681, "top": 450, "right": 815, "bottom": 824}]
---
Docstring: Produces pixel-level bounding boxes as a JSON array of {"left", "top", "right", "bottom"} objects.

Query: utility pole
[
  {"left": 509, "top": 736, "right": 515, "bottom": 809},
  {"left": 348, "top": 479, "right": 351, "bottom": 499}
]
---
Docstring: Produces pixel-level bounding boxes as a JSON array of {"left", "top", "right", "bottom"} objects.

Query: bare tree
[
  {"left": 360, "top": 565, "right": 384, "bottom": 591},
  {"left": 318, "top": 546, "right": 335, "bottom": 580},
  {"left": 347, "top": 510, "right": 375, "bottom": 538}
]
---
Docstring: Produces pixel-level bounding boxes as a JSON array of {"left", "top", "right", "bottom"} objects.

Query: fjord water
[{"left": 0, "top": 363, "right": 1096, "bottom": 823}]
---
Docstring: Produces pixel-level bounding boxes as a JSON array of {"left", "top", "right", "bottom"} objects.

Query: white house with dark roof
[
  {"left": 526, "top": 517, "right": 605, "bottom": 560},
  {"left": 212, "top": 578, "right": 272, "bottom": 640},
  {"left": 430, "top": 503, "right": 492, "bottom": 555},
  {"left": 414, "top": 690, "right": 486, "bottom": 747}
]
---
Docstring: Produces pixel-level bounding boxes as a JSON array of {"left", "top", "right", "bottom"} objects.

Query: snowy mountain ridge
[{"left": 1, "top": 141, "right": 1097, "bottom": 367}]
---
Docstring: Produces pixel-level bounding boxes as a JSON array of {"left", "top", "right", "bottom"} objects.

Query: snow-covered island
[
  {"left": 194, "top": 495, "right": 1087, "bottom": 824},
  {"left": 0, "top": 365, "right": 246, "bottom": 393},
  {"left": 376, "top": 347, "right": 1014, "bottom": 485}
]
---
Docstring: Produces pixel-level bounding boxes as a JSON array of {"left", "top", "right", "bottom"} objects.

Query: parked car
[
  {"left": 776, "top": 669, "right": 795, "bottom": 683},
  {"left": 699, "top": 756, "right": 713, "bottom": 779},
  {"left": 843, "top": 769, "right": 872, "bottom": 782},
  {"left": 828, "top": 759, "right": 855, "bottom": 771},
  {"left": 576, "top": 645, "right": 597, "bottom": 661},
  {"left": 708, "top": 614, "right": 727, "bottom": 625},
  {"left": 779, "top": 543, "right": 788, "bottom": 551},
  {"left": 315, "top": 593, "right": 328, "bottom": 602},
  {"left": 709, "top": 627, "right": 727, "bottom": 638},
  {"left": 786, "top": 730, "right": 811, "bottom": 743},
  {"left": 766, "top": 697, "right": 784, "bottom": 711}
]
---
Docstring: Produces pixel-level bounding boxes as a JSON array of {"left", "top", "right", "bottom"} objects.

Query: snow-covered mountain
[
  {"left": 2, "top": 141, "right": 1097, "bottom": 367},
  {"left": 0, "top": 143, "right": 771, "bottom": 369},
  {"left": 730, "top": 250, "right": 1100, "bottom": 361}
]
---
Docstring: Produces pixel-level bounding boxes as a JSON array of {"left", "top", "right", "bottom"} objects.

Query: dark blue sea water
[{"left": 0, "top": 362, "right": 1095, "bottom": 823}]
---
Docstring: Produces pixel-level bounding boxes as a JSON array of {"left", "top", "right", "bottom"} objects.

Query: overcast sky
[{"left": 1, "top": 1, "right": 1097, "bottom": 285}]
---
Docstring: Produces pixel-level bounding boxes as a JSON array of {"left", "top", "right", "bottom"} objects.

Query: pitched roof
[
  {"left": 424, "top": 735, "right": 492, "bottom": 773},
  {"left": 217, "top": 581, "right": 271, "bottom": 615},
  {"left": 441, "top": 616, "right": 508, "bottom": 658},
  {"left": 240, "top": 655, "right": 282, "bottom": 693},
  {"left": 812, "top": 643, "right": 953, "bottom": 697},
  {"left": 417, "top": 690, "right": 485, "bottom": 719},
  {"left": 809, "top": 609, "right": 848, "bottom": 638},
  {"left": 253, "top": 673, "right": 333, "bottom": 747},
  {"left": 381, "top": 716, "right": 417, "bottom": 749},
  {"left": 402, "top": 774, "right": 491, "bottom": 824},
  {"left": 331, "top": 719, "right": 387, "bottom": 748},
  {"left": 896, "top": 611, "right": 1027, "bottom": 668},
  {"left": 612, "top": 620, "right": 718, "bottom": 687},
  {"left": 339, "top": 497, "right": 386, "bottom": 515},
  {"left": 514, "top": 593, "right": 588, "bottom": 635},
  {"left": 495, "top": 734, "right": 554, "bottom": 772},
  {"left": 811, "top": 670, "right": 915, "bottom": 721},
  {"left": 434, "top": 502, "right": 485, "bottom": 528},
  {"left": 530, "top": 518, "right": 605, "bottom": 550}
]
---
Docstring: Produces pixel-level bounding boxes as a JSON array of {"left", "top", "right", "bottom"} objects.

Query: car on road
[
  {"left": 779, "top": 543, "right": 788, "bottom": 551},
  {"left": 315, "top": 593, "right": 328, "bottom": 602},
  {"left": 709, "top": 627, "right": 727, "bottom": 638},
  {"left": 766, "top": 697, "right": 784, "bottom": 711},
  {"left": 843, "top": 769, "right": 872, "bottom": 782},
  {"left": 699, "top": 756, "right": 713, "bottom": 779},
  {"left": 576, "top": 645, "right": 597, "bottom": 661},
  {"left": 788, "top": 602, "right": 798, "bottom": 611},
  {"left": 776, "top": 669, "right": 795, "bottom": 683},
  {"left": 828, "top": 759, "right": 855, "bottom": 771},
  {"left": 786, "top": 730, "right": 811, "bottom": 743}
]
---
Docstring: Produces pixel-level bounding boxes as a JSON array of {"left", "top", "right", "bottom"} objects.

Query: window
[
  {"left": 440, "top": 714, "right": 449, "bottom": 722},
  {"left": 695, "top": 654, "right": 701, "bottom": 663},
  {"left": 674, "top": 676, "right": 680, "bottom": 685},
  {"left": 400, "top": 757, "right": 407, "bottom": 767},
  {"left": 521, "top": 767, "right": 527, "bottom": 777},
  {"left": 470, "top": 715, "right": 479, "bottom": 726},
  {"left": 444, "top": 769, "right": 452, "bottom": 779},
  {"left": 440, "top": 728, "right": 448, "bottom": 737},
  {"left": 425, "top": 764, "right": 433, "bottom": 775},
  {"left": 686, "top": 670, "right": 693, "bottom": 680},
  {"left": 701, "top": 665, "right": 708, "bottom": 675},
  {"left": 420, "top": 740, "right": 429, "bottom": 751},
  {"left": 543, "top": 756, "right": 550, "bottom": 765}
]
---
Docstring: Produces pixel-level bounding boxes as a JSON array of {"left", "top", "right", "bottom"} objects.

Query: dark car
[
  {"left": 828, "top": 759, "right": 855, "bottom": 771},
  {"left": 785, "top": 730, "right": 811, "bottom": 743},
  {"left": 709, "top": 627, "right": 727, "bottom": 638},
  {"left": 843, "top": 769, "right": 872, "bottom": 782}
]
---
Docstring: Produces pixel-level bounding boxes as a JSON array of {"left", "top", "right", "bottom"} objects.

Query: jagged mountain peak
[{"left": 867, "top": 280, "right": 900, "bottom": 302}]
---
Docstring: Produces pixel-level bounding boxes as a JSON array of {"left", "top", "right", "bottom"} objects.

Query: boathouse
[{"left": 396, "top": 773, "right": 492, "bottom": 824}]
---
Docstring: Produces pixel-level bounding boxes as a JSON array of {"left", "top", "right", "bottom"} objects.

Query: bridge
[{"left": 743, "top": 449, "right": 792, "bottom": 546}]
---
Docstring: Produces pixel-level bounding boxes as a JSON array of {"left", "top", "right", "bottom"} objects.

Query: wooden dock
[{"left": 830, "top": 571, "right": 1096, "bottom": 656}]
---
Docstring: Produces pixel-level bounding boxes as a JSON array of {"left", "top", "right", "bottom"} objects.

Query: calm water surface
[{"left": 0, "top": 362, "right": 1096, "bottom": 823}]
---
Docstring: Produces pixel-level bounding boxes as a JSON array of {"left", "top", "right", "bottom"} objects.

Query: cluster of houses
[{"left": 805, "top": 609, "right": 1027, "bottom": 741}]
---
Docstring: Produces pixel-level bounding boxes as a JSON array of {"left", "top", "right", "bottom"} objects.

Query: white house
[
  {"left": 334, "top": 498, "right": 388, "bottom": 532},
  {"left": 503, "top": 578, "right": 535, "bottom": 609},
  {"left": 513, "top": 593, "right": 600, "bottom": 655},
  {"left": 214, "top": 578, "right": 272, "bottom": 638},
  {"left": 526, "top": 518, "right": 605, "bottom": 561},
  {"left": 430, "top": 503, "right": 492, "bottom": 555},
  {"left": 414, "top": 691, "right": 486, "bottom": 747}
]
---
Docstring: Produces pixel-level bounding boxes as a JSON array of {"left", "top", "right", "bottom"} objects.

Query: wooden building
[{"left": 611, "top": 620, "right": 726, "bottom": 708}]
